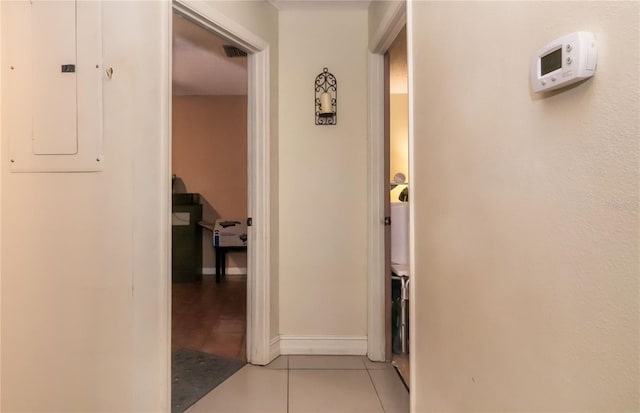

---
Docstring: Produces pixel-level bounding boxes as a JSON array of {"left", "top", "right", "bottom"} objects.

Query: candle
[{"left": 320, "top": 92, "right": 332, "bottom": 114}]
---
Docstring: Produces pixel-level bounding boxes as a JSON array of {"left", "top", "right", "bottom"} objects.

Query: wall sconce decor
[{"left": 315, "top": 67, "right": 337, "bottom": 125}]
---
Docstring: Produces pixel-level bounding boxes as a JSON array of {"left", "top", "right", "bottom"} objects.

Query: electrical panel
[{"left": 4, "top": 0, "right": 103, "bottom": 172}]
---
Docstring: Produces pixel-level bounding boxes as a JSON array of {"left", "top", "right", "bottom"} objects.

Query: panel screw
[
  {"left": 10, "top": 66, "right": 14, "bottom": 70},
  {"left": 10, "top": 159, "right": 14, "bottom": 163},
  {"left": 96, "top": 158, "right": 100, "bottom": 162},
  {"left": 96, "top": 64, "right": 99, "bottom": 69}
]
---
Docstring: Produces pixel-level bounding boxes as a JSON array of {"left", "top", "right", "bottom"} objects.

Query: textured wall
[
  {"left": 0, "top": 0, "right": 280, "bottom": 409},
  {"left": 1, "top": 2, "right": 169, "bottom": 410},
  {"left": 279, "top": 8, "right": 369, "bottom": 339},
  {"left": 410, "top": 1, "right": 639, "bottom": 411}
]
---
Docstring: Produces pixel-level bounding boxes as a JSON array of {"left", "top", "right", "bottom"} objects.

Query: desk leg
[
  {"left": 215, "top": 247, "right": 221, "bottom": 283},
  {"left": 221, "top": 249, "right": 226, "bottom": 278}
]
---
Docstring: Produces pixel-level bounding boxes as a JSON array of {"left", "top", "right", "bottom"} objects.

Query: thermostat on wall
[{"left": 531, "top": 31, "right": 597, "bottom": 93}]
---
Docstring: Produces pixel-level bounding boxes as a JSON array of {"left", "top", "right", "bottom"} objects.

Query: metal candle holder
[{"left": 314, "top": 67, "right": 337, "bottom": 125}]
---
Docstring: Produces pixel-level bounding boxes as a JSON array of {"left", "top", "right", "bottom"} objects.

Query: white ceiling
[
  {"left": 172, "top": 13, "right": 247, "bottom": 96},
  {"left": 172, "top": 8, "right": 405, "bottom": 96},
  {"left": 267, "top": 0, "right": 371, "bottom": 10}
]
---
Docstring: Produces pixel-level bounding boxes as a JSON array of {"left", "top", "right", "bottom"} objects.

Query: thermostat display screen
[{"left": 541, "top": 48, "right": 562, "bottom": 76}]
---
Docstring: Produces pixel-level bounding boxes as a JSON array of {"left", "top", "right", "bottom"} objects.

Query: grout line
[
  {"left": 286, "top": 356, "right": 290, "bottom": 413},
  {"left": 286, "top": 368, "right": 369, "bottom": 371},
  {"left": 391, "top": 363, "right": 410, "bottom": 393},
  {"left": 365, "top": 367, "right": 386, "bottom": 413}
]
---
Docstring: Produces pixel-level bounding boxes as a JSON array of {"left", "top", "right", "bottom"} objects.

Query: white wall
[
  {"left": 0, "top": 0, "right": 279, "bottom": 410},
  {"left": 278, "top": 8, "right": 369, "bottom": 352},
  {"left": 1, "top": 2, "right": 170, "bottom": 411},
  {"left": 409, "top": 1, "right": 639, "bottom": 411}
]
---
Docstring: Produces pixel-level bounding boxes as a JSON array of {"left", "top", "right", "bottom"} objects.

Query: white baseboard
[
  {"left": 202, "top": 267, "right": 247, "bottom": 276},
  {"left": 269, "top": 336, "right": 281, "bottom": 361},
  {"left": 279, "top": 335, "right": 368, "bottom": 355}
]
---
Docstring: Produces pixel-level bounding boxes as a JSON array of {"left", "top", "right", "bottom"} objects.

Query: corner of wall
[{"left": 0, "top": 1, "right": 4, "bottom": 408}]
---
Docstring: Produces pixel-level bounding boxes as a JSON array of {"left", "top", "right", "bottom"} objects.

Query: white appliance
[
  {"left": 390, "top": 201, "right": 410, "bottom": 354},
  {"left": 390, "top": 202, "right": 409, "bottom": 276}
]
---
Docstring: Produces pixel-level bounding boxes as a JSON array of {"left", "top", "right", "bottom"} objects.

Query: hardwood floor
[{"left": 172, "top": 275, "right": 247, "bottom": 362}]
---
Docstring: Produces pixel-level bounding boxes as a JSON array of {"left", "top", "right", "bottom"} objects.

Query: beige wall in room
[
  {"left": 196, "top": 0, "right": 280, "bottom": 341},
  {"left": 390, "top": 93, "right": 408, "bottom": 184},
  {"left": 173, "top": 95, "right": 248, "bottom": 270},
  {"left": 410, "top": 1, "right": 639, "bottom": 411},
  {"left": 279, "top": 9, "right": 369, "bottom": 338},
  {"left": 1, "top": 1, "right": 170, "bottom": 411}
]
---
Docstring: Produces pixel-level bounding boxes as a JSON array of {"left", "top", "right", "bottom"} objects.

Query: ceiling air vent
[{"left": 223, "top": 45, "right": 247, "bottom": 58}]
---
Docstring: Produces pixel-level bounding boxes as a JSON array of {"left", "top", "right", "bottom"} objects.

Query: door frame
[
  {"left": 171, "top": 0, "right": 272, "bottom": 365},
  {"left": 367, "top": 1, "right": 406, "bottom": 362}
]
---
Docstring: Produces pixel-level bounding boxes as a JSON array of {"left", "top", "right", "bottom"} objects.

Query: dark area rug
[{"left": 172, "top": 349, "right": 246, "bottom": 413}]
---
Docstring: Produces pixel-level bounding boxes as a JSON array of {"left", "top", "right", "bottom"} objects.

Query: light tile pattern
[
  {"left": 289, "top": 370, "right": 383, "bottom": 413},
  {"left": 186, "top": 366, "right": 288, "bottom": 413},
  {"left": 289, "top": 355, "right": 366, "bottom": 370},
  {"left": 186, "top": 355, "right": 409, "bottom": 413}
]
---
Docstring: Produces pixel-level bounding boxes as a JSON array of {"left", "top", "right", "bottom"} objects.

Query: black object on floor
[{"left": 172, "top": 349, "right": 245, "bottom": 413}]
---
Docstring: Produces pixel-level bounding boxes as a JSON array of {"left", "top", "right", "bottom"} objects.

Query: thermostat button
[
  {"left": 551, "top": 76, "right": 557, "bottom": 82},
  {"left": 566, "top": 44, "right": 573, "bottom": 52},
  {"left": 567, "top": 56, "right": 573, "bottom": 65}
]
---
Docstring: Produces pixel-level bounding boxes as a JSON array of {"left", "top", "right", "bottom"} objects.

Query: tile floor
[
  {"left": 391, "top": 354, "right": 409, "bottom": 389},
  {"left": 186, "top": 355, "right": 409, "bottom": 413}
]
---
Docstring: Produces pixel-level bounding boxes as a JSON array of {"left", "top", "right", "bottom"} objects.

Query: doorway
[
  {"left": 386, "top": 26, "right": 410, "bottom": 384},
  {"left": 169, "top": 0, "right": 273, "bottom": 369},
  {"left": 365, "top": 0, "right": 407, "bottom": 381},
  {"left": 171, "top": 11, "right": 249, "bottom": 360}
]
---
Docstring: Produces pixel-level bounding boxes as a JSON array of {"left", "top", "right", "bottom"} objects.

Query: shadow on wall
[
  {"left": 173, "top": 177, "right": 223, "bottom": 224},
  {"left": 172, "top": 176, "right": 246, "bottom": 271},
  {"left": 171, "top": 175, "right": 220, "bottom": 223},
  {"left": 173, "top": 176, "right": 187, "bottom": 193},
  {"left": 200, "top": 197, "right": 221, "bottom": 225}
]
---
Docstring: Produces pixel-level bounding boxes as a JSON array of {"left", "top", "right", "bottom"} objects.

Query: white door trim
[
  {"left": 370, "top": 1, "right": 407, "bottom": 55},
  {"left": 171, "top": 0, "right": 272, "bottom": 365},
  {"left": 367, "top": 52, "right": 386, "bottom": 362},
  {"left": 367, "top": 1, "right": 406, "bottom": 362},
  {"left": 0, "top": 2, "right": 4, "bottom": 408}
]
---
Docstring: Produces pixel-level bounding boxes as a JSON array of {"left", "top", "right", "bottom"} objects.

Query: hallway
[{"left": 186, "top": 355, "right": 409, "bottom": 413}]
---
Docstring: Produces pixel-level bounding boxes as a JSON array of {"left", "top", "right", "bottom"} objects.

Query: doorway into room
[
  {"left": 166, "top": 1, "right": 272, "bottom": 410},
  {"left": 171, "top": 10, "right": 249, "bottom": 363},
  {"left": 385, "top": 25, "right": 410, "bottom": 385}
]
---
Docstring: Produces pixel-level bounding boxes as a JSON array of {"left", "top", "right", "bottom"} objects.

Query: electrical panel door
[{"left": 4, "top": 0, "right": 103, "bottom": 172}]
